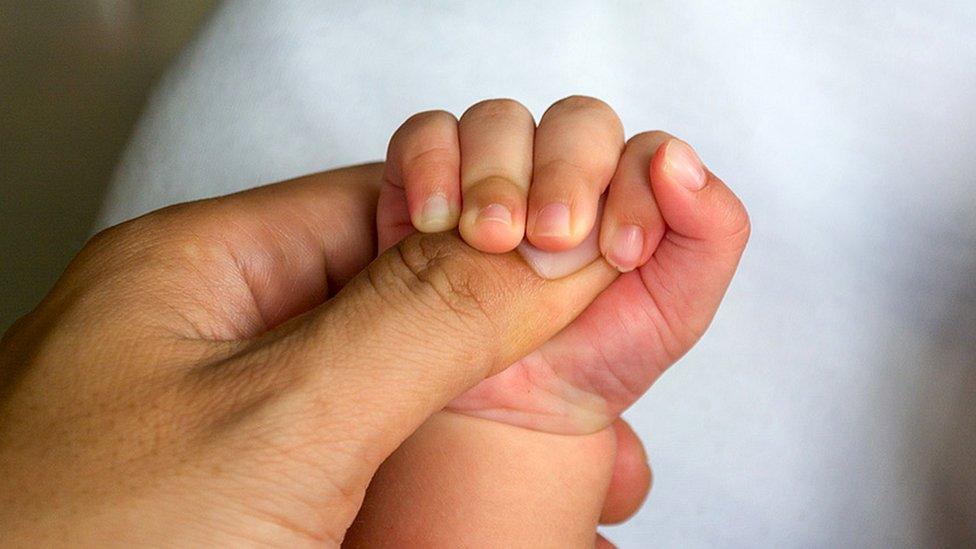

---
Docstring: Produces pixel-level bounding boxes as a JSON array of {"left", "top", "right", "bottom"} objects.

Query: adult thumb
[{"left": 226, "top": 229, "right": 616, "bottom": 531}]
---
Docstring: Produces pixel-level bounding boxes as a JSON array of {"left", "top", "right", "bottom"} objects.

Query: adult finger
[{"left": 220, "top": 231, "right": 619, "bottom": 537}]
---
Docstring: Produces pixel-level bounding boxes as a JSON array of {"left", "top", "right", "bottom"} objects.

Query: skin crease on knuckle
[
  {"left": 664, "top": 175, "right": 752, "bottom": 256},
  {"left": 359, "top": 231, "right": 551, "bottom": 383},
  {"left": 391, "top": 233, "right": 502, "bottom": 333},
  {"left": 539, "top": 98, "right": 624, "bottom": 173},
  {"left": 719, "top": 188, "right": 752, "bottom": 249}
]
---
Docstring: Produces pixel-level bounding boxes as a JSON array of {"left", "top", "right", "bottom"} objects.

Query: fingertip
[
  {"left": 654, "top": 138, "right": 706, "bottom": 192},
  {"left": 412, "top": 192, "right": 460, "bottom": 233},
  {"left": 458, "top": 177, "right": 528, "bottom": 253},
  {"left": 601, "top": 224, "right": 645, "bottom": 273},
  {"left": 650, "top": 138, "right": 749, "bottom": 247},
  {"left": 527, "top": 202, "right": 573, "bottom": 248},
  {"left": 525, "top": 233, "right": 583, "bottom": 252},
  {"left": 459, "top": 203, "right": 523, "bottom": 253},
  {"left": 526, "top": 202, "right": 598, "bottom": 252}
]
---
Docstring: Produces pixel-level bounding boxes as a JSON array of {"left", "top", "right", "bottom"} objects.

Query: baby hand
[{"left": 377, "top": 96, "right": 749, "bottom": 434}]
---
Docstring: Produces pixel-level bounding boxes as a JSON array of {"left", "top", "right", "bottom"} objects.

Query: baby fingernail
[
  {"left": 606, "top": 224, "right": 643, "bottom": 272},
  {"left": 476, "top": 203, "right": 512, "bottom": 226},
  {"left": 417, "top": 194, "right": 454, "bottom": 231},
  {"left": 533, "top": 203, "right": 571, "bottom": 237},
  {"left": 665, "top": 140, "right": 706, "bottom": 191}
]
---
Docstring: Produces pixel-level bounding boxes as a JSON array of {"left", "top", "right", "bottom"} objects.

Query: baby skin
[{"left": 345, "top": 97, "right": 750, "bottom": 547}]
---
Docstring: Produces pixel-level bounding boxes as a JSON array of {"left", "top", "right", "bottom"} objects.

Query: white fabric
[{"left": 98, "top": 1, "right": 976, "bottom": 546}]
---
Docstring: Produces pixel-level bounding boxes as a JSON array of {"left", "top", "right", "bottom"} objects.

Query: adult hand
[{"left": 0, "top": 164, "right": 618, "bottom": 546}]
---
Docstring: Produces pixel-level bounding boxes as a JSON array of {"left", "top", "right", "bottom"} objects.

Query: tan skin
[{"left": 0, "top": 97, "right": 748, "bottom": 547}]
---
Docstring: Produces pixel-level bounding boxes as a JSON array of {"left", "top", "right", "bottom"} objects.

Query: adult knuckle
[
  {"left": 83, "top": 215, "right": 152, "bottom": 257},
  {"left": 70, "top": 213, "right": 164, "bottom": 279},
  {"left": 77, "top": 204, "right": 233, "bottom": 295},
  {"left": 392, "top": 234, "right": 497, "bottom": 327}
]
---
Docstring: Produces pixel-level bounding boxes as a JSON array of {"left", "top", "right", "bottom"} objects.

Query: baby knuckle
[
  {"left": 628, "top": 130, "right": 671, "bottom": 149},
  {"left": 462, "top": 98, "right": 532, "bottom": 122},
  {"left": 401, "top": 147, "right": 456, "bottom": 184},
  {"left": 712, "top": 181, "right": 751, "bottom": 247},
  {"left": 550, "top": 95, "right": 615, "bottom": 118},
  {"left": 726, "top": 197, "right": 752, "bottom": 244},
  {"left": 398, "top": 109, "right": 456, "bottom": 134}
]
